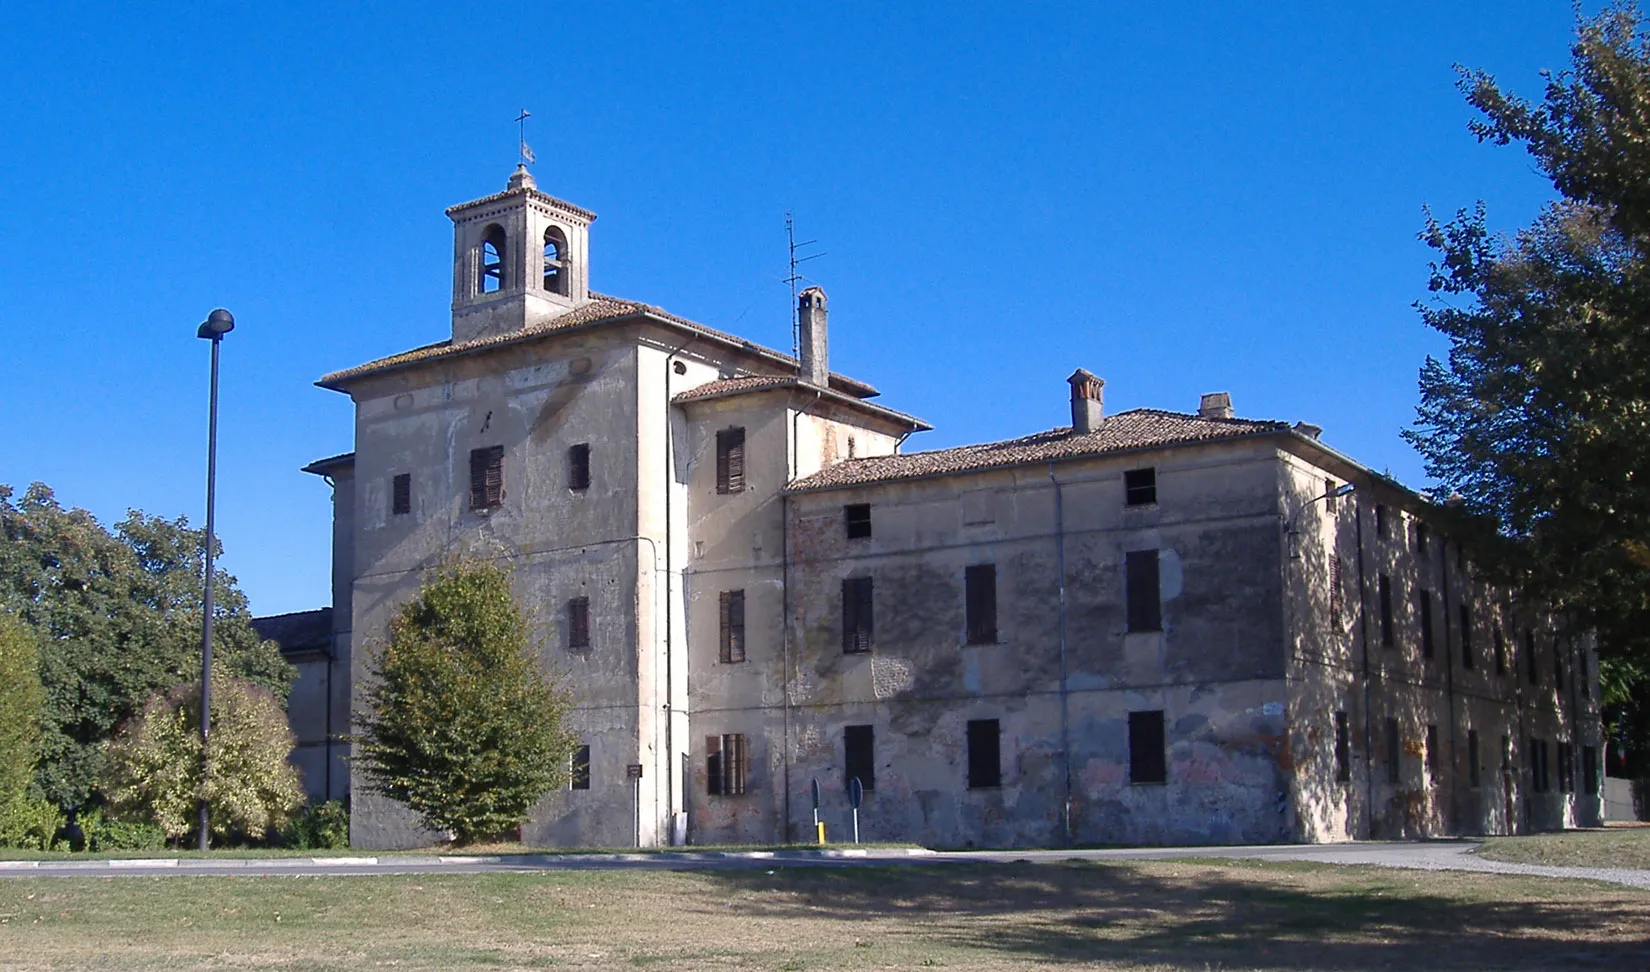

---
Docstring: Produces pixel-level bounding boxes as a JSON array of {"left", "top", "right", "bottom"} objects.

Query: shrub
[
  {"left": 284, "top": 800, "right": 350, "bottom": 850},
  {"left": 355, "top": 558, "right": 577, "bottom": 844},
  {"left": 0, "top": 613, "right": 42, "bottom": 811},
  {"left": 103, "top": 676, "right": 305, "bottom": 843},
  {"left": 0, "top": 795, "right": 64, "bottom": 851},
  {"left": 76, "top": 806, "right": 167, "bottom": 852}
]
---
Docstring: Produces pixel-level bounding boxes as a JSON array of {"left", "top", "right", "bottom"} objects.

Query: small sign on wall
[{"left": 626, "top": 763, "right": 644, "bottom": 780}]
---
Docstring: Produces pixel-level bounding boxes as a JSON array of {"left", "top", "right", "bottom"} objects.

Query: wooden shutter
[
  {"left": 1379, "top": 574, "right": 1394, "bottom": 647},
  {"left": 470, "top": 445, "right": 503, "bottom": 509},
  {"left": 1328, "top": 555, "right": 1343, "bottom": 627},
  {"left": 965, "top": 564, "right": 996, "bottom": 644},
  {"left": 1334, "top": 712, "right": 1351, "bottom": 783},
  {"left": 705, "top": 735, "right": 724, "bottom": 796},
  {"left": 842, "top": 577, "right": 873, "bottom": 653},
  {"left": 1125, "top": 550, "right": 1161, "bottom": 633},
  {"left": 719, "top": 590, "right": 745, "bottom": 663},
  {"left": 1418, "top": 590, "right": 1434, "bottom": 658},
  {"left": 725, "top": 733, "right": 748, "bottom": 796},
  {"left": 716, "top": 428, "right": 746, "bottom": 494},
  {"left": 1128, "top": 710, "right": 1166, "bottom": 784}
]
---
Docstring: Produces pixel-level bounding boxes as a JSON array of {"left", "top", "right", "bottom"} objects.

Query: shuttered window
[
  {"left": 716, "top": 428, "right": 746, "bottom": 494},
  {"left": 842, "top": 577, "right": 874, "bottom": 654},
  {"left": 966, "top": 719, "right": 1001, "bottom": 789},
  {"left": 1526, "top": 631, "right": 1539, "bottom": 685},
  {"left": 469, "top": 445, "right": 504, "bottom": 510},
  {"left": 1378, "top": 574, "right": 1394, "bottom": 647},
  {"left": 568, "top": 596, "right": 590, "bottom": 650},
  {"left": 844, "top": 724, "right": 875, "bottom": 792},
  {"left": 1329, "top": 555, "right": 1343, "bottom": 628},
  {"left": 1425, "top": 724, "right": 1440, "bottom": 780},
  {"left": 1493, "top": 625, "right": 1507, "bottom": 673},
  {"left": 392, "top": 473, "right": 411, "bottom": 516},
  {"left": 1530, "top": 738, "right": 1549, "bottom": 792},
  {"left": 568, "top": 443, "right": 591, "bottom": 491},
  {"left": 1128, "top": 710, "right": 1167, "bottom": 784},
  {"left": 1418, "top": 589, "right": 1435, "bottom": 659},
  {"left": 1125, "top": 550, "right": 1161, "bottom": 633},
  {"left": 719, "top": 590, "right": 746, "bottom": 663},
  {"left": 706, "top": 733, "right": 748, "bottom": 796},
  {"left": 965, "top": 564, "right": 997, "bottom": 644},
  {"left": 570, "top": 745, "right": 591, "bottom": 790},
  {"left": 1468, "top": 730, "right": 1481, "bottom": 789},
  {"left": 1460, "top": 604, "right": 1474, "bottom": 669}
]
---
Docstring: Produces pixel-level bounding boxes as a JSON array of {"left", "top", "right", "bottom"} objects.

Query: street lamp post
[{"left": 196, "top": 308, "right": 235, "bottom": 852}]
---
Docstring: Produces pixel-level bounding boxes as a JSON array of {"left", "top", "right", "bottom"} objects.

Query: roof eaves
[{"left": 302, "top": 452, "right": 356, "bottom": 477}]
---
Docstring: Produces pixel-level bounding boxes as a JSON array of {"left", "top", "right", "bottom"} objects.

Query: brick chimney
[
  {"left": 798, "top": 287, "right": 828, "bottom": 387},
  {"left": 1068, "top": 369, "right": 1104, "bottom": 433},
  {"left": 1198, "top": 392, "right": 1234, "bottom": 420}
]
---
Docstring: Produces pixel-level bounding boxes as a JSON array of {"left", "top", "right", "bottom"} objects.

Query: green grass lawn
[
  {"left": 0, "top": 840, "right": 919, "bottom": 862},
  {"left": 0, "top": 859, "right": 1645, "bottom": 970},
  {"left": 1477, "top": 825, "right": 1650, "bottom": 869}
]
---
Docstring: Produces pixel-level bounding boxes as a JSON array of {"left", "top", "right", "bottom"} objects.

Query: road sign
[
  {"left": 626, "top": 763, "right": 644, "bottom": 779},
  {"left": 848, "top": 776, "right": 863, "bottom": 809},
  {"left": 810, "top": 778, "right": 821, "bottom": 810}
]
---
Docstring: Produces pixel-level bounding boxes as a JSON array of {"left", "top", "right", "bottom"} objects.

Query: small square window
[
  {"left": 1124, "top": 468, "right": 1157, "bottom": 506},
  {"left": 845, "top": 503, "right": 871, "bottom": 540},
  {"left": 392, "top": 473, "right": 411, "bottom": 516}
]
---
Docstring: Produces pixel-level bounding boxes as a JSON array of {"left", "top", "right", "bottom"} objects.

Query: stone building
[{"left": 306, "top": 168, "right": 1603, "bottom": 848}]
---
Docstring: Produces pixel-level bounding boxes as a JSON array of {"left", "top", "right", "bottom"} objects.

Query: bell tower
[{"left": 446, "top": 165, "right": 596, "bottom": 343}]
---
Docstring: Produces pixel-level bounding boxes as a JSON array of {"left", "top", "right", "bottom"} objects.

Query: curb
[{"left": 0, "top": 847, "right": 936, "bottom": 871}]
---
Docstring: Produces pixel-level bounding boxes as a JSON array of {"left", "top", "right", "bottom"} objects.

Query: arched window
[
  {"left": 543, "top": 226, "right": 569, "bottom": 295},
  {"left": 479, "top": 225, "right": 506, "bottom": 294}
]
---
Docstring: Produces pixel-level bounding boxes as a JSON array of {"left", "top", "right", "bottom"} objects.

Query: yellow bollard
[{"left": 816, "top": 822, "right": 827, "bottom": 844}]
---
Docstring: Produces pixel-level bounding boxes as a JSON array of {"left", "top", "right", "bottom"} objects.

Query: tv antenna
[{"left": 783, "top": 212, "right": 825, "bottom": 358}]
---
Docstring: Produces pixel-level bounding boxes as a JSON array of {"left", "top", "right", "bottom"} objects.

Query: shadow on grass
[{"left": 693, "top": 860, "right": 1650, "bottom": 969}]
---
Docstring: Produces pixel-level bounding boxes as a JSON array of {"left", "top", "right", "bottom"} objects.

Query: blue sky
[{"left": 0, "top": 2, "right": 1579, "bottom": 616}]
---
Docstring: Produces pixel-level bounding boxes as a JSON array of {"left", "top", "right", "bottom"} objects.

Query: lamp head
[
  {"left": 197, "top": 308, "right": 235, "bottom": 341},
  {"left": 1334, "top": 483, "right": 1356, "bottom": 498}
]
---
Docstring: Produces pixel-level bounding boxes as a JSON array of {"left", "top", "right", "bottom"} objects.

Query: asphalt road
[{"left": 3, "top": 840, "right": 1647, "bottom": 889}]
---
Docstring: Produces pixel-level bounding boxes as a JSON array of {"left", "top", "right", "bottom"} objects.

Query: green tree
[
  {"left": 0, "top": 483, "right": 293, "bottom": 810},
  {"left": 104, "top": 676, "right": 305, "bottom": 842},
  {"left": 0, "top": 612, "right": 42, "bottom": 808},
  {"left": 355, "top": 559, "right": 576, "bottom": 844},
  {"left": 1408, "top": 4, "right": 1650, "bottom": 673}
]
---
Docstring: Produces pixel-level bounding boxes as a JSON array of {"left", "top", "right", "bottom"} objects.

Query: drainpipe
[
  {"left": 1354, "top": 485, "right": 1375, "bottom": 839},
  {"left": 1047, "top": 462, "right": 1073, "bottom": 845},
  {"left": 1440, "top": 538, "right": 1459, "bottom": 834},
  {"left": 780, "top": 491, "right": 793, "bottom": 842},
  {"left": 663, "top": 337, "right": 697, "bottom": 844}
]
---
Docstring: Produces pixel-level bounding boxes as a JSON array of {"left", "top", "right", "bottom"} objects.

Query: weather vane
[{"left": 516, "top": 109, "right": 535, "bottom": 166}]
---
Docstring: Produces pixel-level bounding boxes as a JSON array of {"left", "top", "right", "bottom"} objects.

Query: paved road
[{"left": 3, "top": 841, "right": 1647, "bottom": 890}]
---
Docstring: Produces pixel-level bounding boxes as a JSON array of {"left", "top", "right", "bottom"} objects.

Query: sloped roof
[
  {"left": 251, "top": 608, "right": 333, "bottom": 658},
  {"left": 672, "top": 375, "right": 931, "bottom": 431},
  {"left": 787, "top": 408, "right": 1291, "bottom": 492},
  {"left": 317, "top": 294, "right": 879, "bottom": 398}
]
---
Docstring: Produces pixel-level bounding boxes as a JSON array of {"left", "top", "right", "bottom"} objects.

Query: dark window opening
[
  {"left": 1558, "top": 743, "right": 1573, "bottom": 793},
  {"left": 1375, "top": 504, "right": 1388, "bottom": 538},
  {"left": 1334, "top": 711, "right": 1351, "bottom": 783},
  {"left": 567, "top": 596, "right": 590, "bottom": 651},
  {"left": 1378, "top": 574, "right": 1394, "bottom": 648},
  {"left": 842, "top": 577, "right": 874, "bottom": 654},
  {"left": 568, "top": 443, "right": 591, "bottom": 491},
  {"left": 1425, "top": 724, "right": 1440, "bottom": 781},
  {"left": 716, "top": 427, "right": 746, "bottom": 494},
  {"left": 543, "top": 226, "right": 568, "bottom": 295},
  {"left": 1126, "top": 550, "right": 1162, "bottom": 633},
  {"left": 1554, "top": 651, "right": 1565, "bottom": 690},
  {"left": 844, "top": 724, "right": 875, "bottom": 792},
  {"left": 1493, "top": 625, "right": 1507, "bottom": 674},
  {"left": 469, "top": 445, "right": 504, "bottom": 510},
  {"left": 570, "top": 745, "right": 591, "bottom": 790},
  {"left": 1129, "top": 710, "right": 1167, "bottom": 784},
  {"left": 1582, "top": 651, "right": 1591, "bottom": 699},
  {"left": 1460, "top": 604, "right": 1474, "bottom": 669},
  {"left": 719, "top": 589, "right": 746, "bottom": 664},
  {"left": 1468, "top": 730, "right": 1481, "bottom": 789},
  {"left": 706, "top": 733, "right": 748, "bottom": 796},
  {"left": 1416, "top": 522, "right": 1429, "bottom": 556},
  {"left": 966, "top": 719, "right": 1001, "bottom": 789},
  {"left": 1124, "top": 467, "right": 1157, "bottom": 506},
  {"left": 1526, "top": 631, "right": 1539, "bottom": 685},
  {"left": 479, "top": 227, "right": 505, "bottom": 294},
  {"left": 965, "top": 564, "right": 997, "bottom": 645},
  {"left": 1418, "top": 589, "right": 1435, "bottom": 660},
  {"left": 1530, "top": 738, "right": 1549, "bottom": 793},
  {"left": 1324, "top": 477, "right": 1338, "bottom": 513},
  {"left": 1386, "top": 718, "right": 1401, "bottom": 785},
  {"left": 1584, "top": 745, "right": 1599, "bottom": 794},
  {"left": 844, "top": 503, "right": 871, "bottom": 540},
  {"left": 392, "top": 473, "right": 411, "bottom": 516}
]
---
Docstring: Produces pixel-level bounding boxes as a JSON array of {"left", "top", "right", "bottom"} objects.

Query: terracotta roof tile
[
  {"left": 671, "top": 375, "right": 799, "bottom": 403},
  {"left": 787, "top": 409, "right": 1290, "bottom": 492},
  {"left": 318, "top": 294, "right": 879, "bottom": 398}
]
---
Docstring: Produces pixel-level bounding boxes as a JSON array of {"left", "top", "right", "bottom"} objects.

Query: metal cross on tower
[{"left": 516, "top": 109, "right": 535, "bottom": 166}]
